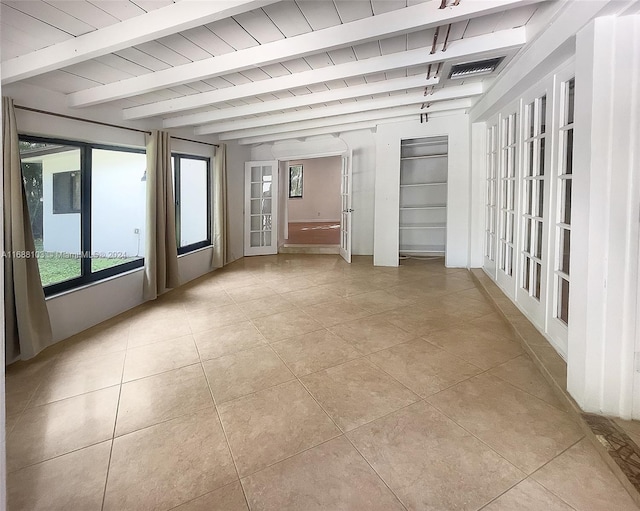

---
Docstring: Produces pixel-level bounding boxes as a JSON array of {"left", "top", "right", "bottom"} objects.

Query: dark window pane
[
  {"left": 534, "top": 262, "right": 541, "bottom": 299},
  {"left": 527, "top": 141, "right": 534, "bottom": 177},
  {"left": 524, "top": 218, "right": 531, "bottom": 253},
  {"left": 560, "top": 228, "right": 571, "bottom": 275},
  {"left": 539, "top": 138, "right": 545, "bottom": 176},
  {"left": 558, "top": 278, "right": 570, "bottom": 324},
  {"left": 535, "top": 220, "right": 543, "bottom": 259},
  {"left": 523, "top": 256, "right": 531, "bottom": 291},
  {"left": 510, "top": 147, "right": 516, "bottom": 178},
  {"left": 563, "top": 179, "right": 572, "bottom": 225},
  {"left": 19, "top": 142, "right": 82, "bottom": 287},
  {"left": 566, "top": 79, "right": 575, "bottom": 125},
  {"left": 527, "top": 102, "right": 535, "bottom": 138},
  {"left": 179, "top": 158, "right": 209, "bottom": 247},
  {"left": 91, "top": 148, "right": 146, "bottom": 273},
  {"left": 539, "top": 95, "right": 547, "bottom": 134},
  {"left": 565, "top": 129, "right": 573, "bottom": 175},
  {"left": 52, "top": 171, "right": 81, "bottom": 214},
  {"left": 537, "top": 180, "right": 544, "bottom": 218}
]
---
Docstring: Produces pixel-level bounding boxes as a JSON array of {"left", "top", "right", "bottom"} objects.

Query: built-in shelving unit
[{"left": 399, "top": 136, "right": 448, "bottom": 257}]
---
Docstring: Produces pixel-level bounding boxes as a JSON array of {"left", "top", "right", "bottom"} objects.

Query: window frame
[
  {"left": 172, "top": 152, "right": 212, "bottom": 256},
  {"left": 19, "top": 135, "right": 145, "bottom": 297}
]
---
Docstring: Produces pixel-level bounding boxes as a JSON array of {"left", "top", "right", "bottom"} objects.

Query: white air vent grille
[{"left": 449, "top": 57, "right": 504, "bottom": 79}]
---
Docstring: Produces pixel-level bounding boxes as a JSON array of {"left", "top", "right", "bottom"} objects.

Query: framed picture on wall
[{"left": 289, "top": 164, "right": 303, "bottom": 198}]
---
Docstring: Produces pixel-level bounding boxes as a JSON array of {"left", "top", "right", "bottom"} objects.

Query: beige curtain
[
  {"left": 143, "top": 130, "right": 180, "bottom": 300},
  {"left": 212, "top": 143, "right": 228, "bottom": 268},
  {"left": 2, "top": 97, "right": 52, "bottom": 361}
]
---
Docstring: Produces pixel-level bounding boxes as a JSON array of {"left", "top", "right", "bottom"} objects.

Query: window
[
  {"left": 499, "top": 113, "right": 517, "bottom": 277},
  {"left": 52, "top": 171, "right": 81, "bottom": 214},
  {"left": 173, "top": 154, "right": 211, "bottom": 254},
  {"left": 19, "top": 136, "right": 145, "bottom": 295},
  {"left": 555, "top": 78, "right": 574, "bottom": 324},
  {"left": 289, "top": 164, "right": 303, "bottom": 198},
  {"left": 485, "top": 124, "right": 498, "bottom": 262},
  {"left": 521, "top": 95, "right": 547, "bottom": 300}
]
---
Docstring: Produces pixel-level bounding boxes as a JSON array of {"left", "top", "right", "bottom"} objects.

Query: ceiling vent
[{"left": 449, "top": 57, "right": 504, "bottom": 79}]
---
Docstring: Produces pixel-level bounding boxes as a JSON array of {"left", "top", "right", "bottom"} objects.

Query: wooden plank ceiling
[{"left": 0, "top": 0, "right": 554, "bottom": 144}]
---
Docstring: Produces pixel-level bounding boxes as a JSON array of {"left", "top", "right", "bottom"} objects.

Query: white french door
[
  {"left": 244, "top": 161, "right": 278, "bottom": 256},
  {"left": 339, "top": 153, "right": 353, "bottom": 263},
  {"left": 516, "top": 91, "right": 551, "bottom": 327},
  {"left": 496, "top": 110, "right": 518, "bottom": 296}
]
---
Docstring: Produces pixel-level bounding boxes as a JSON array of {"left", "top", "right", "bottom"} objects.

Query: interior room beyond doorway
[{"left": 284, "top": 156, "right": 341, "bottom": 247}]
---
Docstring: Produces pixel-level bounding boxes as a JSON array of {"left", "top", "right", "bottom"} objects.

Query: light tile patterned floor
[{"left": 5, "top": 255, "right": 639, "bottom": 511}]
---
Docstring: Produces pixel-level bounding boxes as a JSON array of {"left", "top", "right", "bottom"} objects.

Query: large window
[
  {"left": 19, "top": 137, "right": 145, "bottom": 295},
  {"left": 173, "top": 154, "right": 211, "bottom": 254}
]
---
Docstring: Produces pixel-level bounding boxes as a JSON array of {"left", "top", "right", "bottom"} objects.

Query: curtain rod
[
  {"left": 14, "top": 105, "right": 219, "bottom": 147},
  {"left": 171, "top": 136, "right": 219, "bottom": 148}
]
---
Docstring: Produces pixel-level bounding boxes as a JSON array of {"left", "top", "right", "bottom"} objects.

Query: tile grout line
[
  {"left": 193, "top": 335, "right": 252, "bottom": 511},
  {"left": 268, "top": 343, "right": 411, "bottom": 511},
  {"left": 474, "top": 435, "right": 585, "bottom": 510},
  {"left": 524, "top": 436, "right": 587, "bottom": 509},
  {"left": 100, "top": 333, "right": 129, "bottom": 511}
]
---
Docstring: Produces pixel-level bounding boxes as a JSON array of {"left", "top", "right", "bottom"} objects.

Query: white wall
[
  {"left": 374, "top": 114, "right": 471, "bottom": 267},
  {"left": 226, "top": 141, "right": 252, "bottom": 262},
  {"left": 250, "top": 129, "right": 376, "bottom": 255},
  {"left": 287, "top": 156, "right": 341, "bottom": 223},
  {"left": 568, "top": 15, "right": 640, "bottom": 419}
]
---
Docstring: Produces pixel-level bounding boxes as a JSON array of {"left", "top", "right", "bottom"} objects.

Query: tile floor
[{"left": 5, "top": 255, "right": 639, "bottom": 511}]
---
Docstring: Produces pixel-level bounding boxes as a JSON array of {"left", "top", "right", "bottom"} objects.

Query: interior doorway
[{"left": 279, "top": 156, "right": 342, "bottom": 253}]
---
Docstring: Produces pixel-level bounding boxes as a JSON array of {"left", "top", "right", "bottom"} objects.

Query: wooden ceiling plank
[
  {"left": 45, "top": 1, "right": 121, "bottom": 30},
  {"left": 263, "top": 2, "right": 312, "bottom": 37},
  {"left": 333, "top": 0, "right": 373, "bottom": 23},
  {"left": 125, "top": 27, "right": 525, "bottom": 119},
  {"left": 295, "top": 0, "right": 342, "bottom": 30},
  {"left": 220, "top": 96, "right": 474, "bottom": 140},
  {"left": 233, "top": 8, "right": 285, "bottom": 43},
  {"left": 1, "top": 0, "right": 280, "bottom": 84},
  {"left": 67, "top": 0, "right": 533, "bottom": 107},
  {"left": 206, "top": 18, "right": 259, "bottom": 50},
  {"left": 199, "top": 83, "right": 481, "bottom": 135},
  {"left": 5, "top": 0, "right": 96, "bottom": 36}
]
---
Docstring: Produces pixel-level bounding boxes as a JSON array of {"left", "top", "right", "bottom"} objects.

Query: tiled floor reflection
[{"left": 5, "top": 255, "right": 639, "bottom": 510}]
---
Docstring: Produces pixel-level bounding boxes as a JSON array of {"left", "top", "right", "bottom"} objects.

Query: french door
[
  {"left": 339, "top": 153, "right": 353, "bottom": 263},
  {"left": 244, "top": 161, "right": 278, "bottom": 256}
]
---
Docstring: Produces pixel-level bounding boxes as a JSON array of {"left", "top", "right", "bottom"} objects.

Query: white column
[{"left": 568, "top": 15, "right": 640, "bottom": 418}]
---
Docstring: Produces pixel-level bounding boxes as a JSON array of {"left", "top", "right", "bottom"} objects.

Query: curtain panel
[
  {"left": 2, "top": 97, "right": 52, "bottom": 361},
  {"left": 143, "top": 130, "right": 180, "bottom": 300},
  {"left": 213, "top": 143, "right": 228, "bottom": 269}
]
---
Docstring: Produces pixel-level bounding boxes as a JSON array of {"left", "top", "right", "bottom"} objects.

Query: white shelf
[
  {"left": 399, "top": 244, "right": 446, "bottom": 254},
  {"left": 400, "top": 182, "right": 447, "bottom": 188},
  {"left": 399, "top": 136, "right": 448, "bottom": 260},
  {"left": 400, "top": 223, "right": 446, "bottom": 230},
  {"left": 400, "top": 205, "right": 446, "bottom": 210},
  {"left": 400, "top": 154, "right": 447, "bottom": 161}
]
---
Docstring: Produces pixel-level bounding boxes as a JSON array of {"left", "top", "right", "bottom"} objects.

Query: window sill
[{"left": 44, "top": 266, "right": 144, "bottom": 301}]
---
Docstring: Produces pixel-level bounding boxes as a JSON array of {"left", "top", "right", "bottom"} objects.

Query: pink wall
[{"left": 287, "top": 156, "right": 341, "bottom": 222}]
